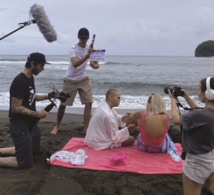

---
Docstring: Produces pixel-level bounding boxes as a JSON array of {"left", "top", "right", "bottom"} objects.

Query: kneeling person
[
  {"left": 84, "top": 89, "right": 135, "bottom": 150},
  {"left": 0, "top": 53, "right": 52, "bottom": 168}
]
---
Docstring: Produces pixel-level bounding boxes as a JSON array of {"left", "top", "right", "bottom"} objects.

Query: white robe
[{"left": 84, "top": 101, "right": 130, "bottom": 150}]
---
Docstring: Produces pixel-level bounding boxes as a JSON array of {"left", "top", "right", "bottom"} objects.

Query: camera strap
[
  {"left": 175, "top": 98, "right": 191, "bottom": 113},
  {"left": 174, "top": 98, "right": 184, "bottom": 136},
  {"left": 175, "top": 98, "right": 203, "bottom": 136},
  {"left": 176, "top": 99, "right": 203, "bottom": 111},
  {"left": 176, "top": 101, "right": 192, "bottom": 111}
]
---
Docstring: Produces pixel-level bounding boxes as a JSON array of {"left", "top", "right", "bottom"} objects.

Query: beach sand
[{"left": 0, "top": 110, "right": 211, "bottom": 195}]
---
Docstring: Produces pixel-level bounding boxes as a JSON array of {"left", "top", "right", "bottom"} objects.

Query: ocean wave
[
  {"left": 104, "top": 61, "right": 136, "bottom": 66},
  {"left": 0, "top": 59, "right": 22, "bottom": 61},
  {"left": 0, "top": 61, "right": 26, "bottom": 65},
  {"left": 0, "top": 92, "right": 204, "bottom": 111},
  {"left": 105, "top": 62, "right": 121, "bottom": 65},
  {"left": 92, "top": 81, "right": 181, "bottom": 91},
  {"left": 0, "top": 60, "right": 107, "bottom": 66}
]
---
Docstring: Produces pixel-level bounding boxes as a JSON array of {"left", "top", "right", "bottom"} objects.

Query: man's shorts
[
  {"left": 10, "top": 120, "right": 40, "bottom": 168},
  {"left": 183, "top": 150, "right": 214, "bottom": 184},
  {"left": 61, "top": 77, "right": 93, "bottom": 106}
]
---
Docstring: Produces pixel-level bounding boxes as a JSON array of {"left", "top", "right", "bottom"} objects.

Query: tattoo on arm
[{"left": 11, "top": 97, "right": 39, "bottom": 118}]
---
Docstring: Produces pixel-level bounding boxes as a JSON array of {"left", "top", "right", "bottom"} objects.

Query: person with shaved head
[{"left": 84, "top": 89, "right": 135, "bottom": 150}]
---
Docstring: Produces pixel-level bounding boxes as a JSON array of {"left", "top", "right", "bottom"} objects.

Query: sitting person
[
  {"left": 127, "top": 94, "right": 180, "bottom": 161},
  {"left": 84, "top": 89, "right": 135, "bottom": 150}
]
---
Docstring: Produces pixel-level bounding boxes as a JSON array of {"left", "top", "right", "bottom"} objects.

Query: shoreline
[
  {"left": 0, "top": 106, "right": 174, "bottom": 118},
  {"left": 0, "top": 109, "right": 83, "bottom": 123}
]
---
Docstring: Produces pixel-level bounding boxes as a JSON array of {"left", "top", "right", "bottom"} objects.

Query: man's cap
[
  {"left": 27, "top": 52, "right": 50, "bottom": 64},
  {"left": 78, "top": 28, "right": 89, "bottom": 39}
]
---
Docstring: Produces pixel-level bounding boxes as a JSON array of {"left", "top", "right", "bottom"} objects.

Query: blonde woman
[{"left": 127, "top": 94, "right": 180, "bottom": 161}]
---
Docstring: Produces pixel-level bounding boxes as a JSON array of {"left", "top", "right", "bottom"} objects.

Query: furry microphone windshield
[{"left": 30, "top": 4, "right": 57, "bottom": 42}]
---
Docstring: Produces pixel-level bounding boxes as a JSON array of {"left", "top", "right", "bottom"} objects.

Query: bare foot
[{"left": 50, "top": 126, "right": 58, "bottom": 135}]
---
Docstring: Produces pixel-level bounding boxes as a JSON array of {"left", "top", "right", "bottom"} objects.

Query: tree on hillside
[{"left": 195, "top": 40, "right": 214, "bottom": 57}]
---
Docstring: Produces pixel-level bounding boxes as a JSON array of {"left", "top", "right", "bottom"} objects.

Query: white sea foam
[{"left": 0, "top": 92, "right": 204, "bottom": 112}]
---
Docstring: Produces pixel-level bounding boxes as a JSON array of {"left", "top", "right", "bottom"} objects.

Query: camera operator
[
  {"left": 168, "top": 77, "right": 214, "bottom": 195},
  {"left": 0, "top": 52, "right": 57, "bottom": 169}
]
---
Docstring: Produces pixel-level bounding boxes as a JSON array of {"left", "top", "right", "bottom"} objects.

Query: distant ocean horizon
[{"left": 0, "top": 54, "right": 213, "bottom": 113}]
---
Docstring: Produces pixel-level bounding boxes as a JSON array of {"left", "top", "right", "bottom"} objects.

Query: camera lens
[
  {"left": 164, "top": 87, "right": 171, "bottom": 94},
  {"left": 164, "top": 86, "right": 184, "bottom": 97}
]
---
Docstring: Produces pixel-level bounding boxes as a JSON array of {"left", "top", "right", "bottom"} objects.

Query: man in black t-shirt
[{"left": 0, "top": 52, "right": 51, "bottom": 168}]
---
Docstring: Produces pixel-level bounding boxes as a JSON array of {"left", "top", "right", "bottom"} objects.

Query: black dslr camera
[
  {"left": 48, "top": 91, "right": 70, "bottom": 103},
  {"left": 30, "top": 91, "right": 70, "bottom": 128},
  {"left": 46, "top": 91, "right": 70, "bottom": 111},
  {"left": 164, "top": 86, "right": 184, "bottom": 98}
]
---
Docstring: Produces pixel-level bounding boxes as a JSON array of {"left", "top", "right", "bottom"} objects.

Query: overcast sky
[{"left": 1, "top": 0, "right": 214, "bottom": 56}]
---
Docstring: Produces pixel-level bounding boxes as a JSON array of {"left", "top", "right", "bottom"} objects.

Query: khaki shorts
[
  {"left": 61, "top": 77, "right": 93, "bottom": 106},
  {"left": 183, "top": 149, "right": 214, "bottom": 184}
]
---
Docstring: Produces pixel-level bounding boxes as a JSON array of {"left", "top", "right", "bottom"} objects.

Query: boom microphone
[{"left": 30, "top": 4, "right": 57, "bottom": 42}]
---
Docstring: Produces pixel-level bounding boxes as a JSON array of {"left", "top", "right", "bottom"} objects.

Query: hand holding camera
[
  {"left": 48, "top": 90, "right": 59, "bottom": 99},
  {"left": 30, "top": 89, "right": 71, "bottom": 128},
  {"left": 46, "top": 91, "right": 70, "bottom": 111},
  {"left": 48, "top": 82, "right": 70, "bottom": 104},
  {"left": 48, "top": 91, "right": 70, "bottom": 102},
  {"left": 164, "top": 86, "right": 184, "bottom": 98},
  {"left": 164, "top": 86, "right": 192, "bottom": 103}
]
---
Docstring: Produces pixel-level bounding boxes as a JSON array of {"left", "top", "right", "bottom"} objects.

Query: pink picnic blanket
[{"left": 49, "top": 138, "right": 184, "bottom": 174}]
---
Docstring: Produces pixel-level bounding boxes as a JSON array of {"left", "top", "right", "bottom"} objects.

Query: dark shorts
[{"left": 10, "top": 120, "right": 40, "bottom": 168}]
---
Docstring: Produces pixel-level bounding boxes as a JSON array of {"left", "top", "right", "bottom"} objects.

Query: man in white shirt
[
  {"left": 51, "top": 28, "right": 99, "bottom": 135},
  {"left": 84, "top": 89, "right": 135, "bottom": 150}
]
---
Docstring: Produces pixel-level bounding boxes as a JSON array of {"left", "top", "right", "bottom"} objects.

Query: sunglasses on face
[
  {"left": 148, "top": 93, "right": 155, "bottom": 103},
  {"left": 79, "top": 37, "right": 89, "bottom": 40}
]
